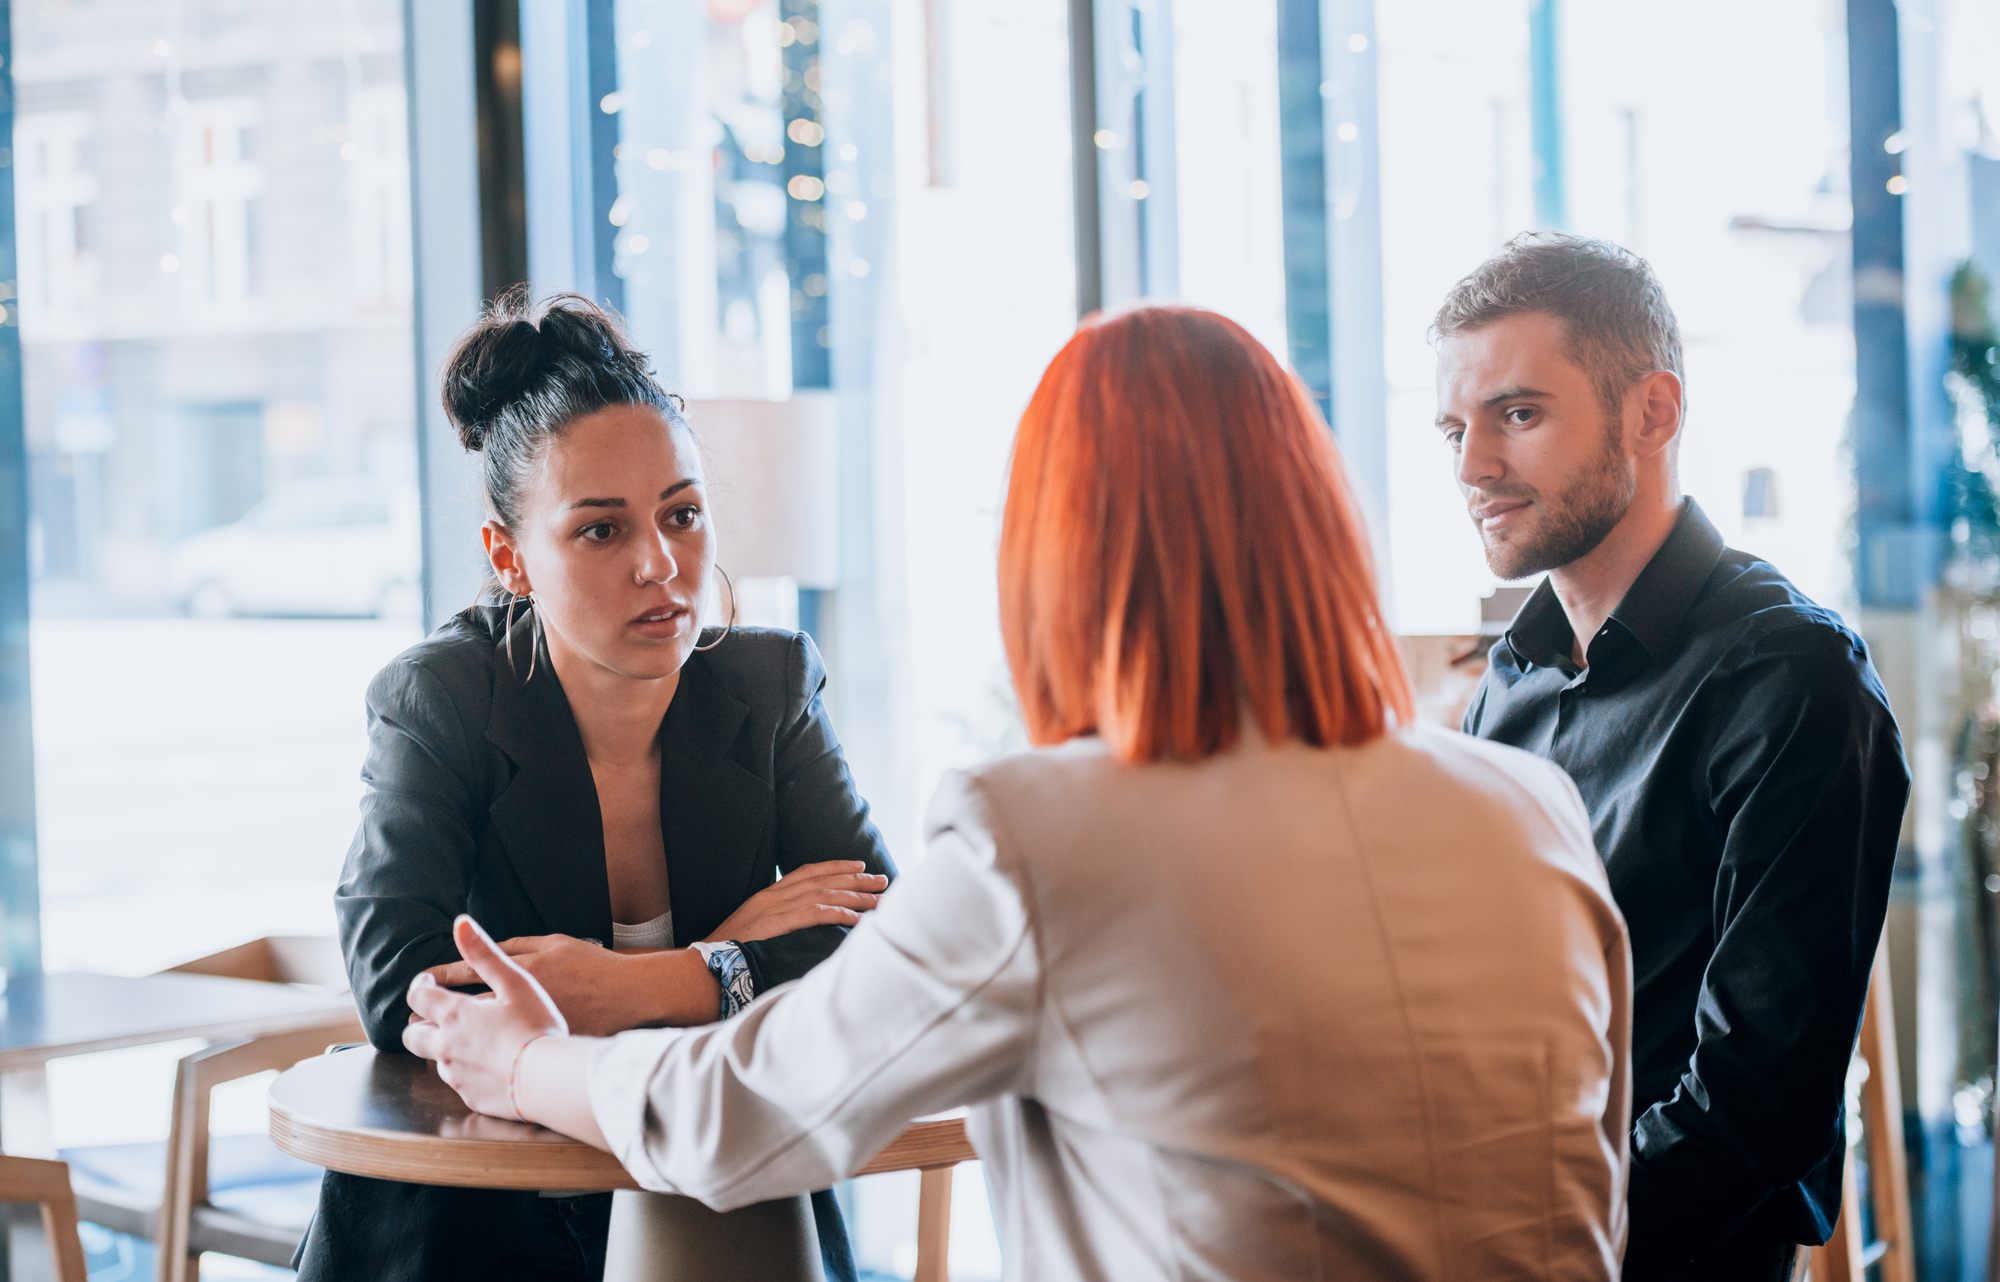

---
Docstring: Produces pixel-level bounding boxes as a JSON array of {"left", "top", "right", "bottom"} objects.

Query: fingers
[
  {"left": 403, "top": 1017, "right": 442, "bottom": 1061},
  {"left": 406, "top": 971, "right": 460, "bottom": 1023},
  {"left": 768, "top": 904, "right": 864, "bottom": 933},
  {"left": 425, "top": 961, "right": 480, "bottom": 988},
  {"left": 762, "top": 884, "right": 883, "bottom": 911},
  {"left": 497, "top": 935, "right": 567, "bottom": 956},
  {"left": 768, "top": 873, "right": 888, "bottom": 898},
  {"left": 818, "top": 890, "right": 882, "bottom": 910},
  {"left": 419, "top": 934, "right": 567, "bottom": 989},
  {"left": 453, "top": 916, "right": 571, "bottom": 1036},
  {"left": 453, "top": 916, "right": 540, "bottom": 1006},
  {"left": 778, "top": 861, "right": 881, "bottom": 884}
]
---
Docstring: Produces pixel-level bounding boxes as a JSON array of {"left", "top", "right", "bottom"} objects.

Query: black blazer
[
  {"left": 298, "top": 606, "right": 892, "bottom": 1282},
  {"left": 337, "top": 605, "right": 895, "bottom": 1047}
]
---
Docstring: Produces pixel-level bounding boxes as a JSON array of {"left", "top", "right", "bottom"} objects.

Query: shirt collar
[
  {"left": 1503, "top": 499, "right": 1726, "bottom": 670},
  {"left": 1611, "top": 499, "right": 1726, "bottom": 661},
  {"left": 1504, "top": 578, "right": 1573, "bottom": 671}
]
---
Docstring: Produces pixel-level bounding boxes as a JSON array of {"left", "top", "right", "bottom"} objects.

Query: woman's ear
[{"left": 482, "top": 521, "right": 532, "bottom": 596}]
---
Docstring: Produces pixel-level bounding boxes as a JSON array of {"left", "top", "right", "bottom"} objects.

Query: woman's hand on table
[
  {"left": 405, "top": 916, "right": 608, "bottom": 1148},
  {"left": 421, "top": 933, "right": 720, "bottom": 1035},
  {"left": 705, "top": 860, "right": 889, "bottom": 943}
]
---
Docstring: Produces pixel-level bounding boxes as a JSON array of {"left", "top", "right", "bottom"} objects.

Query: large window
[
  {"left": 615, "top": 0, "right": 801, "bottom": 401},
  {"left": 16, "top": 0, "right": 420, "bottom": 980},
  {"left": 1378, "top": 0, "right": 1856, "bottom": 633},
  {"left": 1171, "top": 0, "right": 1286, "bottom": 360}
]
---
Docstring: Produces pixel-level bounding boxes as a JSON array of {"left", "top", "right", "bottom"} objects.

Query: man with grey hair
[{"left": 1437, "top": 232, "right": 1908, "bottom": 1280}]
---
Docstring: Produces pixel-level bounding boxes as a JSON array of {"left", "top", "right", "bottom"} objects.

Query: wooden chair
[
  {"left": 155, "top": 1022, "right": 362, "bottom": 1282},
  {"left": 0, "top": 1155, "right": 90, "bottom": 1282},
  {"left": 915, "top": 1166, "right": 953, "bottom": 1282},
  {"left": 162, "top": 935, "right": 351, "bottom": 989},
  {"left": 55, "top": 936, "right": 359, "bottom": 1282},
  {"left": 1802, "top": 941, "right": 1915, "bottom": 1282}
]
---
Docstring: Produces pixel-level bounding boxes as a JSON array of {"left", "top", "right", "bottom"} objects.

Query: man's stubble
[{"left": 1479, "top": 417, "right": 1636, "bottom": 581}]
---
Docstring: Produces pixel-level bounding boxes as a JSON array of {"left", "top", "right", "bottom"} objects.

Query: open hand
[
  {"left": 705, "top": 861, "right": 889, "bottom": 943},
  {"left": 404, "top": 916, "right": 567, "bottom": 1119}
]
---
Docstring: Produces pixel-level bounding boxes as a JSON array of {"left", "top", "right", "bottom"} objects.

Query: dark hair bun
[
  {"left": 443, "top": 317, "right": 544, "bottom": 451},
  {"left": 440, "top": 289, "right": 656, "bottom": 452}
]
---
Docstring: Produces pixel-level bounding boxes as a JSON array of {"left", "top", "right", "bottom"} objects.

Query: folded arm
[{"left": 416, "top": 855, "right": 890, "bottom": 1036}]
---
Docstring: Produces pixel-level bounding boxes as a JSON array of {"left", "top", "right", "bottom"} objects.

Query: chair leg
[
  {"left": 0, "top": 1157, "right": 91, "bottom": 1282},
  {"left": 167, "top": 1246, "right": 201, "bottom": 1282},
  {"left": 36, "top": 1187, "right": 89, "bottom": 1282},
  {"left": 915, "top": 1166, "right": 953, "bottom": 1282},
  {"left": 1807, "top": 1147, "right": 1864, "bottom": 1282},
  {"left": 158, "top": 1051, "right": 202, "bottom": 1282},
  {"left": 1857, "top": 950, "right": 1915, "bottom": 1282}
]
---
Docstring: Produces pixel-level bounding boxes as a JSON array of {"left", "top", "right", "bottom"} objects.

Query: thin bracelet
[{"left": 509, "top": 1031, "right": 554, "bottom": 1124}]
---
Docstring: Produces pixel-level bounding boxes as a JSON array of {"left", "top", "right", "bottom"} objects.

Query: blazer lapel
[
  {"left": 658, "top": 658, "right": 775, "bottom": 944},
  {"left": 483, "top": 614, "right": 614, "bottom": 944}
]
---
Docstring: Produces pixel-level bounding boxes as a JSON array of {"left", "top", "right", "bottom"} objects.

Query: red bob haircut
[{"left": 999, "top": 306, "right": 1412, "bottom": 763}]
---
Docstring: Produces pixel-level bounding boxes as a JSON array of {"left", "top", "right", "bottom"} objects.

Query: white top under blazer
[{"left": 587, "top": 723, "right": 1632, "bottom": 1280}]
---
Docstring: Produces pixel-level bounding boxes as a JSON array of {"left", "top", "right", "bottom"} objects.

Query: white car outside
[{"left": 168, "top": 477, "right": 421, "bottom": 619}]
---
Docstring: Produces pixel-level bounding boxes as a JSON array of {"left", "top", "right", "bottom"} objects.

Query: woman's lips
[{"left": 630, "top": 605, "right": 692, "bottom": 638}]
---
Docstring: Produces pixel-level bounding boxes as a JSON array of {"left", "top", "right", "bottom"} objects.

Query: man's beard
[{"left": 1477, "top": 425, "right": 1635, "bottom": 581}]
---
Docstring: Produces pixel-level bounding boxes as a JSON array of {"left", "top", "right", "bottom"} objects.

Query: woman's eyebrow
[{"left": 567, "top": 481, "right": 697, "bottom": 511}]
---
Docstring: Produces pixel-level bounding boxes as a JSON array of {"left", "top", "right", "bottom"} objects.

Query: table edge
[
  {"left": 271, "top": 1086, "right": 977, "bottom": 1189},
  {"left": 0, "top": 1005, "right": 361, "bottom": 1071},
  {"left": 269, "top": 1093, "right": 642, "bottom": 1191}
]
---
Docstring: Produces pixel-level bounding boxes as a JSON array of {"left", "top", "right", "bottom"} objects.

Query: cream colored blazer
[{"left": 590, "top": 724, "right": 1631, "bottom": 1280}]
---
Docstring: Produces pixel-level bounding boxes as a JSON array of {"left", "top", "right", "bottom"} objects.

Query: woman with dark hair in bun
[{"left": 292, "top": 291, "right": 893, "bottom": 1282}]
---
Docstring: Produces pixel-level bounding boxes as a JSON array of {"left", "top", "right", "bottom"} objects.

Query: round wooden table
[{"left": 269, "top": 1046, "right": 974, "bottom": 1281}]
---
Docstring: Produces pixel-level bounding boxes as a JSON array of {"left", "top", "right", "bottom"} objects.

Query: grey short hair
[{"left": 1431, "top": 231, "right": 1684, "bottom": 415}]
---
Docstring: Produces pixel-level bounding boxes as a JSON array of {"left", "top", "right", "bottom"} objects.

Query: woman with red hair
[{"left": 405, "top": 307, "right": 1632, "bottom": 1279}]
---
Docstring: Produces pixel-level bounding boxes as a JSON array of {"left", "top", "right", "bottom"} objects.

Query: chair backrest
[
  {"left": 1807, "top": 939, "right": 1914, "bottom": 1282},
  {"left": 0, "top": 1155, "right": 91, "bottom": 1282},
  {"left": 154, "top": 935, "right": 355, "bottom": 1282},
  {"left": 159, "top": 1019, "right": 364, "bottom": 1282},
  {"left": 162, "top": 936, "right": 348, "bottom": 989}
]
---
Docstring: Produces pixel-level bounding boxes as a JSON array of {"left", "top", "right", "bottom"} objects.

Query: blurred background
[{"left": 2, "top": 0, "right": 1999, "bottom": 1276}]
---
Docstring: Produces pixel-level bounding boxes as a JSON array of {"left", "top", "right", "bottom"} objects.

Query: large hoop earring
[
  {"left": 504, "top": 590, "right": 542, "bottom": 682},
  {"left": 692, "top": 566, "right": 736, "bottom": 652}
]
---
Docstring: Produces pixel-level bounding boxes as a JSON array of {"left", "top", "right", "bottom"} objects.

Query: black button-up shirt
[{"left": 1464, "top": 500, "right": 1908, "bottom": 1271}]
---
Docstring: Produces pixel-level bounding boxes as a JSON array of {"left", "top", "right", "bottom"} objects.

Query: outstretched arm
[{"left": 408, "top": 773, "right": 1033, "bottom": 1209}]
